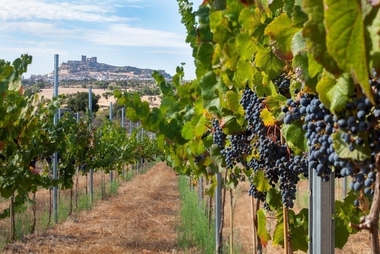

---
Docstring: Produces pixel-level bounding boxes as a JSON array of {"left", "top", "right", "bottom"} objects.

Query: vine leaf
[
  {"left": 237, "top": 32, "right": 256, "bottom": 60},
  {"left": 255, "top": 46, "right": 285, "bottom": 80},
  {"left": 316, "top": 73, "right": 354, "bottom": 114},
  {"left": 225, "top": 91, "right": 240, "bottom": 112},
  {"left": 302, "top": 0, "right": 340, "bottom": 75},
  {"left": 332, "top": 130, "right": 371, "bottom": 161},
  {"left": 266, "top": 188, "right": 282, "bottom": 211},
  {"left": 210, "top": 144, "right": 225, "bottom": 168},
  {"left": 367, "top": 6, "right": 380, "bottom": 74},
  {"left": 260, "top": 108, "right": 276, "bottom": 127},
  {"left": 253, "top": 170, "right": 271, "bottom": 192},
  {"left": 181, "top": 122, "right": 193, "bottom": 140},
  {"left": 272, "top": 220, "right": 284, "bottom": 246},
  {"left": 282, "top": 121, "right": 307, "bottom": 154},
  {"left": 223, "top": 115, "right": 244, "bottom": 134},
  {"left": 264, "top": 94, "right": 287, "bottom": 119},
  {"left": 335, "top": 191, "right": 360, "bottom": 248},
  {"left": 324, "top": 0, "right": 373, "bottom": 103},
  {"left": 289, "top": 209, "right": 309, "bottom": 252},
  {"left": 257, "top": 208, "right": 271, "bottom": 247},
  {"left": 265, "top": 13, "right": 301, "bottom": 60}
]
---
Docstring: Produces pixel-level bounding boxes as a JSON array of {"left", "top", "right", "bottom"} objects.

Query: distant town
[{"left": 26, "top": 55, "right": 172, "bottom": 83}]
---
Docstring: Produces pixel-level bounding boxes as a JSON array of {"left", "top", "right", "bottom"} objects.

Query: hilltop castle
[{"left": 65, "top": 55, "right": 97, "bottom": 66}]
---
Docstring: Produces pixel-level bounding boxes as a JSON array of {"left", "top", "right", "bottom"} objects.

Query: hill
[{"left": 58, "top": 55, "right": 172, "bottom": 80}]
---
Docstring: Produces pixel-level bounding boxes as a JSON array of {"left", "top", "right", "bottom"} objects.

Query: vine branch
[{"left": 350, "top": 153, "right": 380, "bottom": 253}]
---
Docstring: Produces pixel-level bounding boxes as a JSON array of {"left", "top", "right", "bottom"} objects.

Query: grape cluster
[
  {"left": 283, "top": 94, "right": 341, "bottom": 181},
  {"left": 248, "top": 183, "right": 266, "bottom": 202},
  {"left": 283, "top": 82, "right": 380, "bottom": 204},
  {"left": 240, "top": 87, "right": 266, "bottom": 136},
  {"left": 221, "top": 131, "right": 254, "bottom": 169},
  {"left": 241, "top": 87, "right": 308, "bottom": 208},
  {"left": 212, "top": 119, "right": 226, "bottom": 149},
  {"left": 273, "top": 74, "right": 291, "bottom": 98}
]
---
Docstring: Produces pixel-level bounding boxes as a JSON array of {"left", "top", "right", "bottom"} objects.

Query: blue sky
[{"left": 0, "top": 0, "right": 202, "bottom": 80}]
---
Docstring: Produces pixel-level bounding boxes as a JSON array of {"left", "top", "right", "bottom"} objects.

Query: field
[
  {"left": 38, "top": 88, "right": 161, "bottom": 108},
  {"left": 1, "top": 163, "right": 375, "bottom": 253}
]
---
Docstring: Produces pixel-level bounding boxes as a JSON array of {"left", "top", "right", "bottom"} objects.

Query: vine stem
[
  {"left": 229, "top": 189, "right": 233, "bottom": 254},
  {"left": 283, "top": 205, "right": 292, "bottom": 254},
  {"left": 251, "top": 197, "right": 262, "bottom": 254},
  {"left": 10, "top": 195, "right": 15, "bottom": 242},
  {"left": 350, "top": 153, "right": 380, "bottom": 253}
]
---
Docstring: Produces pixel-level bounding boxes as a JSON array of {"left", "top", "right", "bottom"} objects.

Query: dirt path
[{"left": 4, "top": 162, "right": 180, "bottom": 254}]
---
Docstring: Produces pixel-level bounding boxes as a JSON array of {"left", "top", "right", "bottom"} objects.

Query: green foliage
[
  {"left": 113, "top": 0, "right": 380, "bottom": 252},
  {"left": 66, "top": 91, "right": 100, "bottom": 113}
]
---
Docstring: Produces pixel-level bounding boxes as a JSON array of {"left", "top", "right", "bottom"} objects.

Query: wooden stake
[
  {"left": 230, "top": 189, "right": 233, "bottom": 254},
  {"left": 10, "top": 195, "right": 15, "bottom": 242}
]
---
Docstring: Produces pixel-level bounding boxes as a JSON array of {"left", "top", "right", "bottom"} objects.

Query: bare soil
[
  {"left": 3, "top": 162, "right": 180, "bottom": 254},
  {"left": 2, "top": 163, "right": 376, "bottom": 254}
]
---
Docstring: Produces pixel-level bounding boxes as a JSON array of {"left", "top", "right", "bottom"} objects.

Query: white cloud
[
  {"left": 0, "top": 0, "right": 131, "bottom": 22},
  {"left": 84, "top": 24, "right": 188, "bottom": 48},
  {"left": 0, "top": 22, "right": 79, "bottom": 39},
  {"left": 0, "top": 46, "right": 68, "bottom": 57}
]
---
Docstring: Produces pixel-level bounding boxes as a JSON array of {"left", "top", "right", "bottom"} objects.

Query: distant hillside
[{"left": 57, "top": 55, "right": 172, "bottom": 80}]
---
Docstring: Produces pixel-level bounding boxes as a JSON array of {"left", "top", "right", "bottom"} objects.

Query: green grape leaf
[
  {"left": 223, "top": 115, "right": 243, "bottom": 135},
  {"left": 253, "top": 170, "right": 271, "bottom": 192},
  {"left": 255, "top": 46, "right": 285, "bottom": 80},
  {"left": 225, "top": 91, "right": 240, "bottom": 112},
  {"left": 282, "top": 121, "right": 307, "bottom": 154},
  {"left": 126, "top": 108, "right": 138, "bottom": 122},
  {"left": 257, "top": 209, "right": 271, "bottom": 247},
  {"left": 200, "top": 71, "right": 218, "bottom": 101},
  {"left": 332, "top": 130, "right": 371, "bottom": 161},
  {"left": 197, "top": 42, "right": 214, "bottom": 69},
  {"left": 272, "top": 220, "right": 284, "bottom": 246},
  {"left": 265, "top": 13, "right": 301, "bottom": 60},
  {"left": 210, "top": 11, "right": 230, "bottom": 45},
  {"left": 290, "top": 209, "right": 309, "bottom": 251},
  {"left": 223, "top": 39, "right": 239, "bottom": 70},
  {"left": 335, "top": 191, "right": 361, "bottom": 234},
  {"left": 334, "top": 216, "right": 351, "bottom": 249},
  {"left": 210, "top": 144, "right": 225, "bottom": 168},
  {"left": 194, "top": 116, "right": 207, "bottom": 137},
  {"left": 266, "top": 188, "right": 283, "bottom": 211},
  {"left": 190, "top": 140, "right": 206, "bottom": 156},
  {"left": 302, "top": 0, "right": 340, "bottom": 75},
  {"left": 264, "top": 94, "right": 287, "bottom": 119},
  {"left": 136, "top": 101, "right": 150, "bottom": 119},
  {"left": 324, "top": 0, "right": 373, "bottom": 103},
  {"left": 367, "top": 6, "right": 380, "bottom": 74},
  {"left": 237, "top": 32, "right": 256, "bottom": 60},
  {"left": 292, "top": 53, "right": 309, "bottom": 83},
  {"left": 236, "top": 59, "right": 254, "bottom": 86},
  {"left": 307, "top": 52, "right": 323, "bottom": 78},
  {"left": 240, "top": 8, "right": 268, "bottom": 43},
  {"left": 291, "top": 31, "right": 307, "bottom": 56},
  {"left": 181, "top": 122, "right": 193, "bottom": 140},
  {"left": 316, "top": 74, "right": 355, "bottom": 114}
]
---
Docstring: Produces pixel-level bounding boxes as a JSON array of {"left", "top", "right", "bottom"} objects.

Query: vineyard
[
  {"left": 0, "top": 0, "right": 380, "bottom": 253},
  {"left": 114, "top": 0, "right": 380, "bottom": 253},
  {"left": 0, "top": 54, "right": 161, "bottom": 245}
]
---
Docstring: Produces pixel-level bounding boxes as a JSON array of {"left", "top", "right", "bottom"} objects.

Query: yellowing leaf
[{"left": 260, "top": 108, "right": 276, "bottom": 126}]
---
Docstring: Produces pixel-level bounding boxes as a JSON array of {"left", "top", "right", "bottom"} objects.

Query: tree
[{"left": 66, "top": 92, "right": 100, "bottom": 113}]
